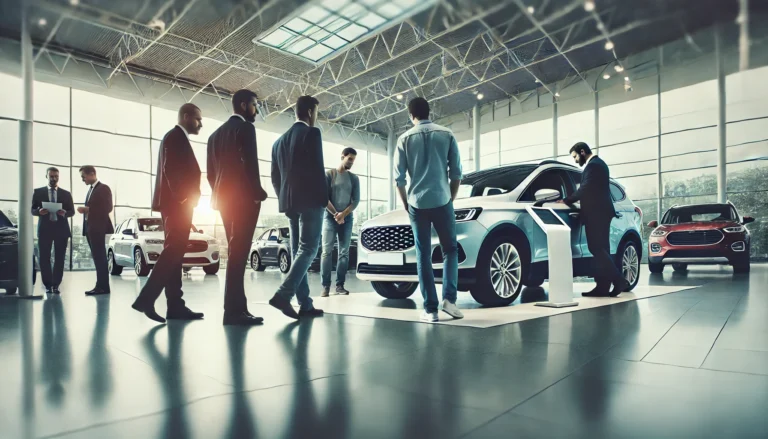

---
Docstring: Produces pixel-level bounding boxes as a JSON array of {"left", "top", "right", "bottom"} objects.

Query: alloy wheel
[
  {"left": 280, "top": 254, "right": 288, "bottom": 272},
  {"left": 108, "top": 253, "right": 114, "bottom": 273},
  {"left": 622, "top": 244, "right": 639, "bottom": 285},
  {"left": 251, "top": 253, "right": 259, "bottom": 269},
  {"left": 134, "top": 249, "right": 143, "bottom": 275},
  {"left": 489, "top": 243, "right": 522, "bottom": 298}
]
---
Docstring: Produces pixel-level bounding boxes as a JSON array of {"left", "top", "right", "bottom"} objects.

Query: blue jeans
[
  {"left": 408, "top": 201, "right": 458, "bottom": 313},
  {"left": 321, "top": 212, "right": 353, "bottom": 287},
  {"left": 275, "top": 207, "right": 324, "bottom": 311}
]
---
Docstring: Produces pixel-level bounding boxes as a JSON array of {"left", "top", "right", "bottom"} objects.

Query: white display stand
[{"left": 525, "top": 206, "right": 578, "bottom": 308}]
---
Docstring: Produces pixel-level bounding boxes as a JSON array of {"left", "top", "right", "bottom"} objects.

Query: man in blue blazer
[
  {"left": 269, "top": 95, "right": 327, "bottom": 320},
  {"left": 31, "top": 167, "right": 75, "bottom": 294},
  {"left": 560, "top": 142, "right": 628, "bottom": 297}
]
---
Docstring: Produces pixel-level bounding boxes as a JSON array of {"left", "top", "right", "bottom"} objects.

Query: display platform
[{"left": 257, "top": 283, "right": 700, "bottom": 328}]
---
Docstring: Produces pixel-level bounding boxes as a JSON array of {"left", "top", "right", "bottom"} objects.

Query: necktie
[
  {"left": 85, "top": 185, "right": 94, "bottom": 204},
  {"left": 49, "top": 188, "right": 57, "bottom": 221}
]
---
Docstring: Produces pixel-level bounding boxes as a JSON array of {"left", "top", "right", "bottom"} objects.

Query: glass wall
[{"left": 0, "top": 72, "right": 383, "bottom": 270}]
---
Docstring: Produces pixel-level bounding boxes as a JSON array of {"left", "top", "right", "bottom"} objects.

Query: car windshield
[
  {"left": 136, "top": 218, "right": 199, "bottom": 233},
  {"left": 456, "top": 165, "right": 537, "bottom": 199},
  {"left": 0, "top": 211, "right": 12, "bottom": 228},
  {"left": 662, "top": 205, "right": 737, "bottom": 224}
]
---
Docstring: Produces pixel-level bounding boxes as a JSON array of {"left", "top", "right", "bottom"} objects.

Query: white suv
[{"left": 108, "top": 217, "right": 221, "bottom": 276}]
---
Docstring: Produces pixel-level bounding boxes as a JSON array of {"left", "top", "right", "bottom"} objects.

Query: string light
[
  {"left": 603, "top": 74, "right": 610, "bottom": 79},
  {"left": 527, "top": 6, "right": 535, "bottom": 14},
  {"left": 477, "top": 93, "right": 484, "bottom": 100},
  {"left": 605, "top": 41, "right": 614, "bottom": 50},
  {"left": 554, "top": 92, "right": 560, "bottom": 97},
  {"left": 37, "top": 18, "right": 47, "bottom": 26},
  {"left": 396, "top": 94, "right": 403, "bottom": 100},
  {"left": 614, "top": 65, "right": 624, "bottom": 72},
  {"left": 624, "top": 76, "right": 630, "bottom": 81},
  {"left": 584, "top": 1, "right": 596, "bottom": 12}
]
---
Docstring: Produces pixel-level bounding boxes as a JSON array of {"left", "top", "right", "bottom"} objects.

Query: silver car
[{"left": 356, "top": 160, "right": 644, "bottom": 306}]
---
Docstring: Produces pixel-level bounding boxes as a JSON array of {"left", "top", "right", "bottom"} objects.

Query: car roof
[{"left": 669, "top": 203, "right": 731, "bottom": 210}]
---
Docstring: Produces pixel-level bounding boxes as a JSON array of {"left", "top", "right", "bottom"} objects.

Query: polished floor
[{"left": 1, "top": 265, "right": 767, "bottom": 438}]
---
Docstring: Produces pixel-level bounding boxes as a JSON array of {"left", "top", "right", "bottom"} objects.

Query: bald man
[{"left": 132, "top": 103, "right": 205, "bottom": 323}]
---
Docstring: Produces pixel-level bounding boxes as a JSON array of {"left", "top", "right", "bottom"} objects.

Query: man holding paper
[{"left": 31, "top": 167, "right": 75, "bottom": 294}]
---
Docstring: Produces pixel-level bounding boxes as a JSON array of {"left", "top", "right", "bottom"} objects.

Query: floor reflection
[
  {"left": 40, "top": 295, "right": 71, "bottom": 407},
  {"left": 88, "top": 296, "right": 112, "bottom": 408},
  {"left": 224, "top": 325, "right": 257, "bottom": 439}
]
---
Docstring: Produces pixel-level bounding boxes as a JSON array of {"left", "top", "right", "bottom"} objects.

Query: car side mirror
[
  {"left": 647, "top": 220, "right": 658, "bottom": 228},
  {"left": 122, "top": 229, "right": 133, "bottom": 235},
  {"left": 533, "top": 189, "right": 561, "bottom": 207},
  {"left": 742, "top": 216, "right": 754, "bottom": 225}
]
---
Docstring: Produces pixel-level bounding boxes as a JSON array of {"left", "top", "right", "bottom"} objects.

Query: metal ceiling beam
[
  {"left": 353, "top": 17, "right": 660, "bottom": 128},
  {"left": 512, "top": 0, "right": 594, "bottom": 93}
]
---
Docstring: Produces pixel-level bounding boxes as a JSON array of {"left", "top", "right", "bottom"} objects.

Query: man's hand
[
  {"left": 555, "top": 199, "right": 565, "bottom": 204},
  {"left": 334, "top": 212, "right": 345, "bottom": 223},
  {"left": 77, "top": 206, "right": 89, "bottom": 214},
  {"left": 57, "top": 210, "right": 66, "bottom": 217},
  {"left": 39, "top": 208, "right": 49, "bottom": 215}
]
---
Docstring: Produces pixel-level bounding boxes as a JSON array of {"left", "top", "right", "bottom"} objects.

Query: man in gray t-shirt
[{"left": 321, "top": 147, "right": 360, "bottom": 296}]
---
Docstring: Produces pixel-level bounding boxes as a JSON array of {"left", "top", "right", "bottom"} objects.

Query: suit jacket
[
  {"left": 83, "top": 182, "right": 114, "bottom": 236},
  {"left": 271, "top": 122, "right": 328, "bottom": 213},
  {"left": 206, "top": 116, "right": 268, "bottom": 211},
  {"left": 31, "top": 186, "right": 75, "bottom": 238},
  {"left": 152, "top": 126, "right": 201, "bottom": 213},
  {"left": 564, "top": 155, "right": 616, "bottom": 222}
]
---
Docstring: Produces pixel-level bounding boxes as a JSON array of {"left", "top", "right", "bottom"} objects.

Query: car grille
[
  {"left": 361, "top": 226, "right": 414, "bottom": 251},
  {"left": 185, "top": 241, "right": 208, "bottom": 253},
  {"left": 667, "top": 230, "right": 723, "bottom": 246}
]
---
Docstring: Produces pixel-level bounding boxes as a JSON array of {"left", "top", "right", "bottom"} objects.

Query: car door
[
  {"left": 261, "top": 229, "right": 280, "bottom": 263},
  {"left": 109, "top": 220, "right": 124, "bottom": 262},
  {"left": 520, "top": 169, "right": 582, "bottom": 260},
  {"left": 608, "top": 182, "right": 630, "bottom": 255},
  {"left": 118, "top": 218, "right": 136, "bottom": 264},
  {"left": 566, "top": 170, "right": 596, "bottom": 259}
]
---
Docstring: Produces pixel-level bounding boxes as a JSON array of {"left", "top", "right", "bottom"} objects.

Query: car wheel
[
  {"left": 471, "top": 236, "right": 527, "bottom": 307},
  {"left": 4, "top": 287, "right": 17, "bottom": 295},
  {"left": 279, "top": 251, "right": 291, "bottom": 274},
  {"left": 134, "top": 248, "right": 151, "bottom": 277},
  {"left": 648, "top": 262, "right": 664, "bottom": 273},
  {"left": 672, "top": 263, "right": 688, "bottom": 273},
  {"left": 617, "top": 240, "right": 641, "bottom": 291},
  {"left": 250, "top": 252, "right": 265, "bottom": 271},
  {"left": 203, "top": 261, "right": 220, "bottom": 275},
  {"left": 371, "top": 281, "right": 418, "bottom": 299},
  {"left": 523, "top": 278, "right": 544, "bottom": 288},
  {"left": 733, "top": 258, "right": 750, "bottom": 274},
  {"left": 108, "top": 250, "right": 123, "bottom": 275}
]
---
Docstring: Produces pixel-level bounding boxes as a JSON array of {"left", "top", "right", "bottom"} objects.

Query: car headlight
[
  {"left": 207, "top": 239, "right": 217, "bottom": 244},
  {"left": 651, "top": 229, "right": 667, "bottom": 237},
  {"left": 145, "top": 239, "right": 164, "bottom": 245},
  {"left": 723, "top": 226, "right": 745, "bottom": 233},
  {"left": 455, "top": 208, "right": 482, "bottom": 222}
]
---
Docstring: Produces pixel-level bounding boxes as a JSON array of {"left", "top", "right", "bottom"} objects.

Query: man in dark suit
[
  {"left": 77, "top": 165, "right": 114, "bottom": 296},
  {"left": 31, "top": 167, "right": 75, "bottom": 294},
  {"left": 269, "top": 95, "right": 327, "bottom": 320},
  {"left": 208, "top": 89, "right": 269, "bottom": 326},
  {"left": 132, "top": 104, "right": 206, "bottom": 324},
  {"left": 559, "top": 142, "right": 628, "bottom": 297}
]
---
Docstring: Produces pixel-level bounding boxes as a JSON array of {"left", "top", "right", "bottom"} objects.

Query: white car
[{"left": 108, "top": 217, "right": 221, "bottom": 276}]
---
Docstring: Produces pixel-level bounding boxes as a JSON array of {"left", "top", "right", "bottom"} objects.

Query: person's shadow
[
  {"left": 223, "top": 326, "right": 258, "bottom": 439},
  {"left": 40, "top": 296, "right": 72, "bottom": 407},
  {"left": 87, "top": 295, "right": 113, "bottom": 408},
  {"left": 143, "top": 322, "right": 192, "bottom": 439}
]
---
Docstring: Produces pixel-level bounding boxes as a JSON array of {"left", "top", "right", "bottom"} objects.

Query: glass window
[
  {"left": 72, "top": 90, "right": 150, "bottom": 137},
  {"left": 150, "top": 107, "right": 178, "bottom": 139},
  {"left": 0, "top": 160, "right": 19, "bottom": 200},
  {"left": 480, "top": 131, "right": 499, "bottom": 170},
  {"left": 610, "top": 183, "right": 626, "bottom": 202},
  {"left": 323, "top": 141, "right": 344, "bottom": 169},
  {"left": 114, "top": 171, "right": 152, "bottom": 208},
  {"left": 0, "top": 120, "right": 19, "bottom": 160},
  {"left": 660, "top": 81, "right": 717, "bottom": 133},
  {"left": 369, "top": 152, "right": 387, "bottom": 178},
  {"left": 726, "top": 66, "right": 768, "bottom": 122},
  {"left": 256, "top": 128, "right": 280, "bottom": 162},
  {"left": 519, "top": 169, "right": 570, "bottom": 202},
  {"left": 0, "top": 72, "right": 22, "bottom": 119},
  {"left": 354, "top": 148, "right": 368, "bottom": 176},
  {"left": 72, "top": 129, "right": 151, "bottom": 172},
  {"left": 34, "top": 124, "right": 70, "bottom": 166},
  {"left": 370, "top": 177, "right": 388, "bottom": 201},
  {"left": 599, "top": 94, "right": 658, "bottom": 146},
  {"left": 34, "top": 81, "right": 70, "bottom": 125},
  {"left": 558, "top": 109, "right": 595, "bottom": 156}
]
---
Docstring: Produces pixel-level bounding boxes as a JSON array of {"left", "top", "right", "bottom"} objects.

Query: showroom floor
[{"left": 1, "top": 265, "right": 767, "bottom": 438}]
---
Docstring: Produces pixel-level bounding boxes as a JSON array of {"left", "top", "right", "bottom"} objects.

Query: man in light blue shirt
[{"left": 394, "top": 97, "right": 464, "bottom": 322}]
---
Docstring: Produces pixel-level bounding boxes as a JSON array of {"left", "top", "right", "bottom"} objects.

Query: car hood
[
  {"left": 361, "top": 197, "right": 506, "bottom": 229},
  {"left": 656, "top": 221, "right": 741, "bottom": 232},
  {"left": 139, "top": 231, "right": 215, "bottom": 241}
]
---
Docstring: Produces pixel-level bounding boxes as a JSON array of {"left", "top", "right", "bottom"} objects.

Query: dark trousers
[
  {"left": 136, "top": 206, "right": 192, "bottom": 310},
  {"left": 86, "top": 232, "right": 110, "bottom": 291},
  {"left": 220, "top": 203, "right": 260, "bottom": 314},
  {"left": 584, "top": 215, "right": 621, "bottom": 292},
  {"left": 38, "top": 234, "right": 69, "bottom": 288}
]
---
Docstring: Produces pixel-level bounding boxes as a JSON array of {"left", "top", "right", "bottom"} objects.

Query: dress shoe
[
  {"left": 582, "top": 287, "right": 609, "bottom": 298},
  {"left": 223, "top": 312, "right": 264, "bottom": 326},
  {"left": 85, "top": 288, "right": 110, "bottom": 296},
  {"left": 610, "top": 279, "right": 630, "bottom": 297},
  {"left": 131, "top": 299, "right": 166, "bottom": 324},
  {"left": 52, "top": 286, "right": 60, "bottom": 295},
  {"left": 321, "top": 286, "right": 330, "bottom": 297},
  {"left": 45, "top": 286, "right": 53, "bottom": 294},
  {"left": 298, "top": 308, "right": 324, "bottom": 318},
  {"left": 166, "top": 306, "right": 204, "bottom": 320},
  {"left": 269, "top": 294, "right": 299, "bottom": 320}
]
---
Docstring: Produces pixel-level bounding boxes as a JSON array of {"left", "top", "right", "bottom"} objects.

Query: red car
[{"left": 647, "top": 202, "right": 753, "bottom": 274}]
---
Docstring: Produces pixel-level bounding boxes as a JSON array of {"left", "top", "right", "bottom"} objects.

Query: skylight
[{"left": 254, "top": 0, "right": 436, "bottom": 63}]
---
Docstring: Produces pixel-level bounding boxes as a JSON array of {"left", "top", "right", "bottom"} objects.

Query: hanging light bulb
[
  {"left": 69, "top": 0, "right": 80, "bottom": 5},
  {"left": 603, "top": 74, "right": 610, "bottom": 79},
  {"left": 605, "top": 41, "right": 614, "bottom": 50},
  {"left": 624, "top": 76, "right": 630, "bottom": 81},
  {"left": 477, "top": 93, "right": 484, "bottom": 100},
  {"left": 396, "top": 94, "right": 403, "bottom": 100},
  {"left": 527, "top": 6, "right": 535, "bottom": 14},
  {"left": 584, "top": 1, "right": 596, "bottom": 12},
  {"left": 37, "top": 17, "right": 48, "bottom": 27},
  {"left": 614, "top": 65, "right": 624, "bottom": 72},
  {"left": 555, "top": 92, "right": 560, "bottom": 97}
]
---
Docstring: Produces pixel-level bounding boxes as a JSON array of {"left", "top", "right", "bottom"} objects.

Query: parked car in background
[
  {"left": 108, "top": 217, "right": 220, "bottom": 277},
  {"left": 356, "top": 161, "right": 644, "bottom": 307},
  {"left": 0, "top": 210, "right": 38, "bottom": 294},
  {"left": 647, "top": 202, "right": 753, "bottom": 274},
  {"left": 249, "top": 227, "right": 358, "bottom": 273}
]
